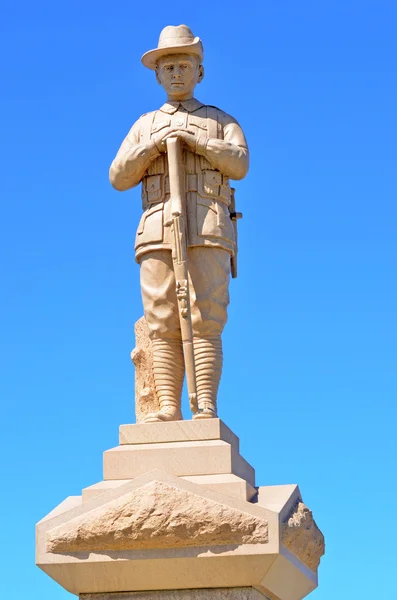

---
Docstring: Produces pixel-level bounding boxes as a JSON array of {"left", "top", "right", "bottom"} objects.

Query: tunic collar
[{"left": 160, "top": 97, "right": 204, "bottom": 114}]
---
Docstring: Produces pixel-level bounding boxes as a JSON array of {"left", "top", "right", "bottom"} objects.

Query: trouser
[{"left": 139, "top": 247, "right": 230, "bottom": 414}]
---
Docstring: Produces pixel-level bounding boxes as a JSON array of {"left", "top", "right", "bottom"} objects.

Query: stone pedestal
[
  {"left": 81, "top": 589, "right": 271, "bottom": 600},
  {"left": 36, "top": 420, "right": 324, "bottom": 600}
]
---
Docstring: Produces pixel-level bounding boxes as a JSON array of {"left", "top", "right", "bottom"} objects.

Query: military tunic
[{"left": 109, "top": 97, "right": 249, "bottom": 340}]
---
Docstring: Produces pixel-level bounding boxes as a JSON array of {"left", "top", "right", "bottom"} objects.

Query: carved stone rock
[
  {"left": 282, "top": 500, "right": 325, "bottom": 571},
  {"left": 130, "top": 316, "right": 158, "bottom": 422},
  {"left": 46, "top": 479, "right": 268, "bottom": 553}
]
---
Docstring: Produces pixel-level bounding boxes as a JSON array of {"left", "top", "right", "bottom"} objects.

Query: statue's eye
[{"left": 165, "top": 65, "right": 173, "bottom": 72}]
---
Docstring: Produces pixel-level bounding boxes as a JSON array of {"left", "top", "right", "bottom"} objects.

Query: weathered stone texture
[
  {"left": 130, "top": 316, "right": 158, "bottom": 422},
  {"left": 80, "top": 588, "right": 271, "bottom": 600},
  {"left": 282, "top": 501, "right": 325, "bottom": 571},
  {"left": 46, "top": 480, "right": 268, "bottom": 553}
]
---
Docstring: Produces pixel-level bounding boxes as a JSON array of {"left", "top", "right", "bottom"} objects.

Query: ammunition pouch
[{"left": 141, "top": 170, "right": 231, "bottom": 210}]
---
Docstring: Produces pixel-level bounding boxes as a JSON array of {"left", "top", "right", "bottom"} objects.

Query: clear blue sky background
[{"left": 1, "top": 1, "right": 396, "bottom": 599}]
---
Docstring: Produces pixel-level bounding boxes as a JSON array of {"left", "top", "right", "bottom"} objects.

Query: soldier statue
[{"left": 109, "top": 25, "right": 249, "bottom": 423}]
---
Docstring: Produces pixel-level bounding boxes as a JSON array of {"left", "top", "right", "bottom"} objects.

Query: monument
[{"left": 36, "top": 25, "right": 324, "bottom": 600}]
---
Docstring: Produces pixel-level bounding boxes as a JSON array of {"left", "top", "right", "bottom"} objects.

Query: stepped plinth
[{"left": 36, "top": 419, "right": 324, "bottom": 600}]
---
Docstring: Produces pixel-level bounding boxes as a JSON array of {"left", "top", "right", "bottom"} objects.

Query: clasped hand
[{"left": 152, "top": 127, "right": 197, "bottom": 153}]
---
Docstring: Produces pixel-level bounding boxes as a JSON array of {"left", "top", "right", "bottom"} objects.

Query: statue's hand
[
  {"left": 151, "top": 131, "right": 168, "bottom": 153},
  {"left": 163, "top": 128, "right": 197, "bottom": 153}
]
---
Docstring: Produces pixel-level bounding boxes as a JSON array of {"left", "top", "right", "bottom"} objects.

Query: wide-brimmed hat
[{"left": 141, "top": 25, "right": 203, "bottom": 70}]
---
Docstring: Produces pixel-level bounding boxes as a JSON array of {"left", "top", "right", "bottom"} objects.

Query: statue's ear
[
  {"left": 155, "top": 67, "right": 162, "bottom": 85},
  {"left": 198, "top": 64, "right": 204, "bottom": 83}
]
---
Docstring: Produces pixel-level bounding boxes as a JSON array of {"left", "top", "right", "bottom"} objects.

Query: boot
[
  {"left": 192, "top": 336, "right": 222, "bottom": 420},
  {"left": 143, "top": 338, "right": 184, "bottom": 423}
]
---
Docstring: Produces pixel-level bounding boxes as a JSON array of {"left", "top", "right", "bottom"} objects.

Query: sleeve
[
  {"left": 109, "top": 114, "right": 161, "bottom": 191},
  {"left": 196, "top": 110, "right": 249, "bottom": 180}
]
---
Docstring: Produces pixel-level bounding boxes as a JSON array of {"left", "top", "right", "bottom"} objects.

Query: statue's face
[{"left": 156, "top": 54, "right": 203, "bottom": 100}]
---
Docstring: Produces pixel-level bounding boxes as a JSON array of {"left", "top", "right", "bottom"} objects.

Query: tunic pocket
[
  {"left": 198, "top": 170, "right": 222, "bottom": 198},
  {"left": 189, "top": 115, "right": 208, "bottom": 131},
  {"left": 145, "top": 174, "right": 163, "bottom": 204},
  {"left": 196, "top": 197, "right": 234, "bottom": 242},
  {"left": 151, "top": 119, "right": 171, "bottom": 134},
  {"left": 135, "top": 204, "right": 164, "bottom": 248}
]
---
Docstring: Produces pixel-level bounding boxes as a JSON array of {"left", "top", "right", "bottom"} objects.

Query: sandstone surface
[
  {"left": 130, "top": 317, "right": 158, "bottom": 422},
  {"left": 81, "top": 589, "right": 271, "bottom": 600},
  {"left": 47, "top": 479, "right": 268, "bottom": 553},
  {"left": 282, "top": 501, "right": 325, "bottom": 571}
]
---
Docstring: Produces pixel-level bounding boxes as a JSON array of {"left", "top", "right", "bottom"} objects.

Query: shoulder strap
[
  {"left": 206, "top": 106, "right": 222, "bottom": 140},
  {"left": 140, "top": 111, "right": 157, "bottom": 145}
]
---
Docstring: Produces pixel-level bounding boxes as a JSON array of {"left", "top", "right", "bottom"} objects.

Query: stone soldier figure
[{"left": 109, "top": 25, "right": 249, "bottom": 422}]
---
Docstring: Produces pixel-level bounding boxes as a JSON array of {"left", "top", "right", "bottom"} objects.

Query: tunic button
[{"left": 176, "top": 119, "right": 183, "bottom": 126}]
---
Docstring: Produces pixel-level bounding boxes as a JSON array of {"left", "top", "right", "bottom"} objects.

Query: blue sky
[{"left": 1, "top": 1, "right": 396, "bottom": 599}]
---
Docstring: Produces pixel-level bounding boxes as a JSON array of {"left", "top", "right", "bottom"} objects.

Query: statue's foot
[
  {"left": 143, "top": 406, "right": 182, "bottom": 423},
  {"left": 192, "top": 405, "right": 217, "bottom": 420}
]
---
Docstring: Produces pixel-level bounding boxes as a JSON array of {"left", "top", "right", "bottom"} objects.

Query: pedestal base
[
  {"left": 81, "top": 588, "right": 271, "bottom": 600},
  {"left": 36, "top": 420, "right": 324, "bottom": 600}
]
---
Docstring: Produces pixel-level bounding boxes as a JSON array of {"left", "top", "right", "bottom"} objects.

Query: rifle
[{"left": 166, "top": 137, "right": 198, "bottom": 414}]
